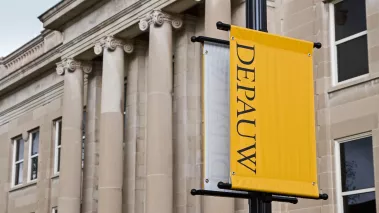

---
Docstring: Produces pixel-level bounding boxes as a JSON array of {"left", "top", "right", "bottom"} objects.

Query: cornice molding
[
  {"left": 39, "top": 0, "right": 76, "bottom": 21},
  {"left": 0, "top": 30, "right": 61, "bottom": 78},
  {"left": 0, "top": 0, "right": 168, "bottom": 94},
  {"left": 0, "top": 46, "right": 61, "bottom": 94},
  {"left": 58, "top": 0, "right": 151, "bottom": 55},
  {"left": 1, "top": 36, "right": 44, "bottom": 63},
  {"left": 139, "top": 9, "right": 183, "bottom": 31},
  {"left": 38, "top": 0, "right": 110, "bottom": 30}
]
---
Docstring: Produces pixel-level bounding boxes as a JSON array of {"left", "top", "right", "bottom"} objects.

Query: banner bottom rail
[
  {"left": 190, "top": 189, "right": 298, "bottom": 204},
  {"left": 217, "top": 182, "right": 328, "bottom": 201}
]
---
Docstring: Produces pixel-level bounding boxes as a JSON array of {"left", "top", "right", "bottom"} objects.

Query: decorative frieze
[
  {"left": 139, "top": 9, "right": 183, "bottom": 31},
  {"left": 94, "top": 36, "right": 134, "bottom": 55},
  {"left": 56, "top": 58, "right": 92, "bottom": 76},
  {"left": 2, "top": 38, "right": 44, "bottom": 73}
]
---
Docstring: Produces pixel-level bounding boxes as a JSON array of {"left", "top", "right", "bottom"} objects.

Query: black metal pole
[
  {"left": 246, "top": 0, "right": 269, "bottom": 213},
  {"left": 246, "top": 0, "right": 267, "bottom": 32}
]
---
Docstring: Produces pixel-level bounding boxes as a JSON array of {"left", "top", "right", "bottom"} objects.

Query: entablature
[{"left": 38, "top": 0, "right": 111, "bottom": 31}]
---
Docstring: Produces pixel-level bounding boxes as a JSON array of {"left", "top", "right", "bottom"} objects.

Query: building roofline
[{"left": 38, "top": 0, "right": 110, "bottom": 31}]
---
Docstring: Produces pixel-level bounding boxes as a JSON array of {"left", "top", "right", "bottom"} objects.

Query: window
[
  {"left": 54, "top": 119, "right": 62, "bottom": 174},
  {"left": 335, "top": 134, "right": 376, "bottom": 213},
  {"left": 28, "top": 130, "right": 39, "bottom": 182},
  {"left": 82, "top": 111, "right": 86, "bottom": 169},
  {"left": 330, "top": 0, "right": 369, "bottom": 84},
  {"left": 52, "top": 207, "right": 58, "bottom": 213},
  {"left": 12, "top": 137, "right": 24, "bottom": 186}
]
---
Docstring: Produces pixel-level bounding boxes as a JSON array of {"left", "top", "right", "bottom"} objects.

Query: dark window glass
[
  {"left": 340, "top": 137, "right": 374, "bottom": 192},
  {"left": 337, "top": 35, "right": 369, "bottom": 82},
  {"left": 343, "top": 192, "right": 376, "bottom": 213},
  {"left": 16, "top": 139, "right": 24, "bottom": 161},
  {"left": 15, "top": 162, "right": 23, "bottom": 185},
  {"left": 31, "top": 132, "right": 39, "bottom": 155},
  {"left": 334, "top": 0, "right": 367, "bottom": 41},
  {"left": 58, "top": 121, "right": 62, "bottom": 146},
  {"left": 82, "top": 111, "right": 85, "bottom": 168},
  {"left": 31, "top": 157, "right": 38, "bottom": 180},
  {"left": 57, "top": 148, "right": 61, "bottom": 172}
]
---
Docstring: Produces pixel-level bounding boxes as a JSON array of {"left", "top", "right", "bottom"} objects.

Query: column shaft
[
  {"left": 98, "top": 46, "right": 125, "bottom": 213},
  {"left": 58, "top": 66, "right": 84, "bottom": 213},
  {"left": 123, "top": 52, "right": 139, "bottom": 213},
  {"left": 146, "top": 21, "right": 173, "bottom": 213},
  {"left": 82, "top": 62, "right": 102, "bottom": 213}
]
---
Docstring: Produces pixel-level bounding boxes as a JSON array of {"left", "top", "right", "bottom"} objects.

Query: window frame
[
  {"left": 54, "top": 119, "right": 62, "bottom": 175},
  {"left": 52, "top": 207, "right": 58, "bottom": 213},
  {"left": 11, "top": 137, "right": 24, "bottom": 187},
  {"left": 27, "top": 129, "right": 39, "bottom": 182},
  {"left": 329, "top": 0, "right": 369, "bottom": 85},
  {"left": 334, "top": 132, "right": 375, "bottom": 213}
]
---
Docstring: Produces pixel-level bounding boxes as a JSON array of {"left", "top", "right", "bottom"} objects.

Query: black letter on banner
[
  {"left": 236, "top": 119, "right": 256, "bottom": 138},
  {"left": 237, "top": 66, "right": 256, "bottom": 81},
  {"left": 237, "top": 136, "right": 257, "bottom": 173},
  {"left": 236, "top": 43, "right": 255, "bottom": 65},
  {"left": 237, "top": 84, "right": 256, "bottom": 101},
  {"left": 237, "top": 98, "right": 256, "bottom": 117}
]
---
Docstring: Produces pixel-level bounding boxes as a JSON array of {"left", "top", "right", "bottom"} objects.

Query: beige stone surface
[
  {"left": 97, "top": 37, "right": 127, "bottom": 213},
  {"left": 82, "top": 61, "right": 102, "bottom": 213},
  {"left": 123, "top": 40, "right": 148, "bottom": 213},
  {"left": 58, "top": 59, "right": 86, "bottom": 213},
  {"left": 1, "top": 1, "right": 379, "bottom": 213},
  {"left": 143, "top": 13, "right": 175, "bottom": 213}
]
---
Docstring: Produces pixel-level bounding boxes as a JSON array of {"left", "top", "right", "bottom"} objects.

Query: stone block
[
  {"left": 369, "top": 46, "right": 379, "bottom": 64},
  {"left": 282, "top": 0, "right": 314, "bottom": 18},
  {"left": 373, "top": 129, "right": 379, "bottom": 147},
  {"left": 319, "top": 172, "right": 334, "bottom": 190},
  {"left": 283, "top": 6, "right": 316, "bottom": 32},
  {"left": 370, "top": 61, "right": 379, "bottom": 73},
  {"left": 330, "top": 95, "right": 379, "bottom": 123},
  {"left": 289, "top": 206, "right": 322, "bottom": 213},
  {"left": 288, "top": 197, "right": 322, "bottom": 210},
  {"left": 319, "top": 155, "right": 333, "bottom": 173},
  {"left": 321, "top": 204, "right": 335, "bottom": 213},
  {"left": 317, "top": 139, "right": 332, "bottom": 157},
  {"left": 367, "top": 13, "right": 379, "bottom": 30},
  {"left": 331, "top": 113, "right": 378, "bottom": 139},
  {"left": 284, "top": 21, "right": 315, "bottom": 40},
  {"left": 367, "top": 0, "right": 379, "bottom": 16}
]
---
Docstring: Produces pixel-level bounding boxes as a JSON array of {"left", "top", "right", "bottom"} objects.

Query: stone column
[
  {"left": 123, "top": 40, "right": 147, "bottom": 213},
  {"left": 94, "top": 36, "right": 134, "bottom": 213},
  {"left": 173, "top": 15, "right": 200, "bottom": 213},
  {"left": 82, "top": 61, "right": 102, "bottom": 213},
  {"left": 139, "top": 10, "right": 182, "bottom": 213},
  {"left": 205, "top": 0, "right": 231, "bottom": 40},
  {"left": 204, "top": 1, "right": 235, "bottom": 213},
  {"left": 56, "top": 58, "right": 92, "bottom": 213}
]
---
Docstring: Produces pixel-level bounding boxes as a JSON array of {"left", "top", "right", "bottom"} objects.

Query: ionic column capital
[
  {"left": 139, "top": 9, "right": 183, "bottom": 31},
  {"left": 56, "top": 58, "right": 92, "bottom": 76},
  {"left": 94, "top": 36, "right": 134, "bottom": 55}
]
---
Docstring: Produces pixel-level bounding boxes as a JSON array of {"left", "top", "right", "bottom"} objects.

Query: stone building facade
[{"left": 0, "top": 0, "right": 378, "bottom": 213}]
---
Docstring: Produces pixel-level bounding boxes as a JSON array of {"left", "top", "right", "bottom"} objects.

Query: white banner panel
[{"left": 203, "top": 41, "right": 230, "bottom": 191}]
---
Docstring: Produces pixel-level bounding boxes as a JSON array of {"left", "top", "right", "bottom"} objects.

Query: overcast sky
[{"left": 0, "top": 1, "right": 60, "bottom": 57}]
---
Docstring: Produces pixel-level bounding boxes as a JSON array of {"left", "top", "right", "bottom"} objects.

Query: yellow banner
[{"left": 229, "top": 25, "right": 319, "bottom": 198}]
